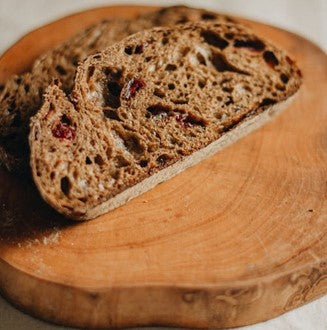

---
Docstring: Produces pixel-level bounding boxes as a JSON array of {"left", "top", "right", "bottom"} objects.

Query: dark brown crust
[{"left": 29, "top": 21, "right": 302, "bottom": 220}]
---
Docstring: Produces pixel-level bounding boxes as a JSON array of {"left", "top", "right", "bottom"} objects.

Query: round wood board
[{"left": 0, "top": 5, "right": 326, "bottom": 329}]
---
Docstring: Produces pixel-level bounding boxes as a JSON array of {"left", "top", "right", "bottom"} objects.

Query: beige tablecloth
[{"left": 0, "top": 0, "right": 326, "bottom": 329}]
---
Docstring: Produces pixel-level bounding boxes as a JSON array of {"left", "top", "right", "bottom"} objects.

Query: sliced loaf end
[{"left": 30, "top": 22, "right": 302, "bottom": 220}]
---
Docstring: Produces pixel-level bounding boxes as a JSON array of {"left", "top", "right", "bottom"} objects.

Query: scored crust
[{"left": 29, "top": 21, "right": 302, "bottom": 220}]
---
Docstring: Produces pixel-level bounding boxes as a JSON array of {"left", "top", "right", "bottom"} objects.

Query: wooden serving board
[{"left": 0, "top": 5, "right": 326, "bottom": 329}]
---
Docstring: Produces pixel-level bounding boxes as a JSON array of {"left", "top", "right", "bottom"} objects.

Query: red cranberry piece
[
  {"left": 52, "top": 121, "right": 76, "bottom": 141},
  {"left": 125, "top": 78, "right": 145, "bottom": 100}
]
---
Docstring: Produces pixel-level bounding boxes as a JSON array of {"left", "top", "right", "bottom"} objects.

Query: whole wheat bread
[
  {"left": 29, "top": 21, "right": 302, "bottom": 220},
  {"left": 0, "top": 6, "right": 232, "bottom": 172}
]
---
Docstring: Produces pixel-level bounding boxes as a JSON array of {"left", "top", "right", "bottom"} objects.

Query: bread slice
[
  {"left": 29, "top": 21, "right": 302, "bottom": 220},
  {"left": 0, "top": 6, "right": 233, "bottom": 172}
]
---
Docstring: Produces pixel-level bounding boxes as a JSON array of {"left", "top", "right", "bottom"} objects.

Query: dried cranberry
[
  {"left": 52, "top": 121, "right": 75, "bottom": 141},
  {"left": 125, "top": 78, "right": 145, "bottom": 100}
]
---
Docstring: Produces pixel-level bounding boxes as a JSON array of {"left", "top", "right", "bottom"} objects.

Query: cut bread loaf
[
  {"left": 0, "top": 6, "right": 232, "bottom": 172},
  {"left": 29, "top": 21, "right": 302, "bottom": 220}
]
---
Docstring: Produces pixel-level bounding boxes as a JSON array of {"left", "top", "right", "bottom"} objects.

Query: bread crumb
[
  {"left": 42, "top": 231, "right": 60, "bottom": 245},
  {"left": 17, "top": 227, "right": 61, "bottom": 248}
]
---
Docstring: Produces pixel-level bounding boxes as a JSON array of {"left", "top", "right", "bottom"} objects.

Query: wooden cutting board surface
[{"left": 0, "top": 5, "right": 326, "bottom": 329}]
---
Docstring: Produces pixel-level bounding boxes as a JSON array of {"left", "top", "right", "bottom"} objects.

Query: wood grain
[{"left": 0, "top": 5, "right": 326, "bottom": 329}]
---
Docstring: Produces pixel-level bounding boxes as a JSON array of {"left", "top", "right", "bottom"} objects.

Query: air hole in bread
[
  {"left": 85, "top": 156, "right": 92, "bottom": 164},
  {"left": 275, "top": 83, "right": 285, "bottom": 91},
  {"left": 153, "top": 88, "right": 165, "bottom": 98},
  {"left": 217, "top": 96, "right": 223, "bottom": 101},
  {"left": 124, "top": 46, "right": 133, "bottom": 55},
  {"left": 7, "top": 99, "right": 16, "bottom": 113},
  {"left": 201, "top": 30, "right": 229, "bottom": 50},
  {"left": 87, "top": 66, "right": 95, "bottom": 80},
  {"left": 222, "top": 86, "right": 233, "bottom": 93},
  {"left": 224, "top": 32, "right": 234, "bottom": 40},
  {"left": 124, "top": 134, "right": 144, "bottom": 154},
  {"left": 198, "top": 80, "right": 206, "bottom": 89},
  {"left": 244, "top": 85, "right": 252, "bottom": 92},
  {"left": 176, "top": 112, "right": 207, "bottom": 128},
  {"left": 162, "top": 37, "right": 169, "bottom": 45},
  {"left": 260, "top": 98, "right": 276, "bottom": 107},
  {"left": 201, "top": 12, "right": 217, "bottom": 20},
  {"left": 211, "top": 52, "right": 249, "bottom": 75},
  {"left": 50, "top": 172, "right": 55, "bottom": 180},
  {"left": 112, "top": 171, "right": 120, "bottom": 180},
  {"left": 10, "top": 112, "right": 21, "bottom": 127},
  {"left": 24, "top": 84, "right": 30, "bottom": 93},
  {"left": 233, "top": 39, "right": 265, "bottom": 51},
  {"left": 60, "top": 176, "right": 70, "bottom": 196},
  {"left": 94, "top": 154, "right": 104, "bottom": 166},
  {"left": 134, "top": 44, "right": 144, "bottom": 54},
  {"left": 146, "top": 104, "right": 171, "bottom": 117},
  {"left": 115, "top": 155, "right": 130, "bottom": 167},
  {"left": 103, "top": 108, "right": 121, "bottom": 121},
  {"left": 280, "top": 73, "right": 289, "bottom": 84},
  {"left": 71, "top": 55, "right": 79, "bottom": 66},
  {"left": 104, "top": 81, "right": 122, "bottom": 109},
  {"left": 165, "top": 64, "right": 177, "bottom": 71},
  {"left": 55, "top": 65, "right": 67, "bottom": 75},
  {"left": 78, "top": 198, "right": 87, "bottom": 203},
  {"left": 263, "top": 51, "right": 279, "bottom": 68},
  {"left": 215, "top": 112, "right": 223, "bottom": 119},
  {"left": 0, "top": 84, "right": 4, "bottom": 92},
  {"left": 145, "top": 56, "right": 152, "bottom": 62},
  {"left": 224, "top": 96, "right": 234, "bottom": 106},
  {"left": 61, "top": 114, "right": 72, "bottom": 126},
  {"left": 180, "top": 46, "right": 191, "bottom": 56},
  {"left": 172, "top": 99, "right": 188, "bottom": 105},
  {"left": 196, "top": 52, "right": 207, "bottom": 66},
  {"left": 139, "top": 159, "right": 148, "bottom": 167},
  {"left": 156, "top": 154, "right": 171, "bottom": 166},
  {"left": 168, "top": 83, "right": 175, "bottom": 90}
]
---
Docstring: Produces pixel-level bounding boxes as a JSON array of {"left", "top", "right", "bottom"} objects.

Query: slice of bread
[
  {"left": 0, "top": 6, "right": 232, "bottom": 172},
  {"left": 29, "top": 21, "right": 302, "bottom": 220}
]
